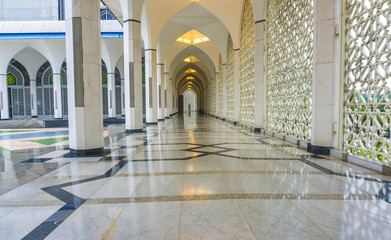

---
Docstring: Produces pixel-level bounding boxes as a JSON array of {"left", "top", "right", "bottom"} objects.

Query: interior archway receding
[{"left": 183, "top": 89, "right": 197, "bottom": 113}]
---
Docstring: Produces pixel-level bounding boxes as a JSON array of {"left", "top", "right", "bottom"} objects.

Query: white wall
[{"left": 0, "top": 0, "right": 59, "bottom": 21}]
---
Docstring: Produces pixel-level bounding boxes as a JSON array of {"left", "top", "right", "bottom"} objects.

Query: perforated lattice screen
[
  {"left": 344, "top": 0, "right": 391, "bottom": 162},
  {"left": 240, "top": 0, "right": 255, "bottom": 126},
  {"left": 227, "top": 36, "right": 234, "bottom": 122},
  {"left": 266, "top": 0, "right": 314, "bottom": 141},
  {"left": 218, "top": 56, "right": 223, "bottom": 118}
]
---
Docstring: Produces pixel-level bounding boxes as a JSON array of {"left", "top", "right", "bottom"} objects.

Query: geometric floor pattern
[{"left": 1, "top": 113, "right": 391, "bottom": 239}]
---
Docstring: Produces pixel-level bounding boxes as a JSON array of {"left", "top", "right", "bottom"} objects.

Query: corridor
[{"left": 0, "top": 114, "right": 390, "bottom": 239}]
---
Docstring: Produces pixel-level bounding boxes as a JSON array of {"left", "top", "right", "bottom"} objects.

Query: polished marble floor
[{"left": 1, "top": 113, "right": 391, "bottom": 239}]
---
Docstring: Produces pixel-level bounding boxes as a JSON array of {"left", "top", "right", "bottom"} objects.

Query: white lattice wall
[
  {"left": 266, "top": 0, "right": 313, "bottom": 141},
  {"left": 240, "top": 0, "right": 255, "bottom": 126},
  {"left": 227, "top": 35, "right": 234, "bottom": 122},
  {"left": 343, "top": 0, "right": 391, "bottom": 162},
  {"left": 218, "top": 56, "right": 223, "bottom": 118}
]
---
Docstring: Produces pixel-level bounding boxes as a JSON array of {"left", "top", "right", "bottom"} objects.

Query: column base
[
  {"left": 307, "top": 144, "right": 331, "bottom": 155},
  {"left": 146, "top": 122, "right": 158, "bottom": 125},
  {"left": 0, "top": 118, "right": 10, "bottom": 121},
  {"left": 126, "top": 129, "right": 144, "bottom": 134},
  {"left": 70, "top": 147, "right": 104, "bottom": 157}
]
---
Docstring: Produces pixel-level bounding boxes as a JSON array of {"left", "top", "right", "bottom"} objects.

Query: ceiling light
[
  {"left": 176, "top": 29, "right": 210, "bottom": 45},
  {"left": 183, "top": 56, "right": 200, "bottom": 63},
  {"left": 185, "top": 68, "right": 197, "bottom": 73}
]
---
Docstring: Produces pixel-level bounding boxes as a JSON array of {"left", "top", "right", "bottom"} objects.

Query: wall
[{"left": 0, "top": 0, "right": 59, "bottom": 21}]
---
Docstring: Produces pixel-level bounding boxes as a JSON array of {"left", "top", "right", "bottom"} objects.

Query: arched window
[
  {"left": 115, "top": 67, "right": 122, "bottom": 115},
  {"left": 102, "top": 60, "right": 108, "bottom": 116},
  {"left": 7, "top": 59, "right": 31, "bottom": 118},
  {"left": 36, "top": 61, "right": 54, "bottom": 117},
  {"left": 61, "top": 61, "right": 68, "bottom": 116}
]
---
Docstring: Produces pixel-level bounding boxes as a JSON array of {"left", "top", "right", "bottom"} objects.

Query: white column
[
  {"left": 164, "top": 72, "right": 170, "bottom": 117},
  {"left": 121, "top": 78, "right": 125, "bottom": 117},
  {"left": 52, "top": 73, "right": 62, "bottom": 119},
  {"left": 123, "top": 20, "right": 143, "bottom": 132},
  {"left": 254, "top": 21, "right": 266, "bottom": 131},
  {"left": 0, "top": 74, "right": 9, "bottom": 119},
  {"left": 311, "top": 0, "right": 338, "bottom": 152},
  {"left": 233, "top": 49, "right": 240, "bottom": 124},
  {"left": 157, "top": 63, "right": 165, "bottom": 120},
  {"left": 30, "top": 79, "right": 38, "bottom": 117},
  {"left": 65, "top": 0, "right": 103, "bottom": 155},
  {"left": 222, "top": 64, "right": 227, "bottom": 119},
  {"left": 107, "top": 72, "right": 116, "bottom": 118},
  {"left": 145, "top": 49, "right": 158, "bottom": 123}
]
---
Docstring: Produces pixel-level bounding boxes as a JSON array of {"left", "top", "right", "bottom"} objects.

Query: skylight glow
[{"left": 177, "top": 29, "right": 210, "bottom": 45}]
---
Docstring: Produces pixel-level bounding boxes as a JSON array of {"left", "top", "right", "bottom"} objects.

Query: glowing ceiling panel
[
  {"left": 185, "top": 68, "right": 197, "bottom": 73},
  {"left": 184, "top": 56, "right": 200, "bottom": 63},
  {"left": 177, "top": 29, "right": 209, "bottom": 45}
]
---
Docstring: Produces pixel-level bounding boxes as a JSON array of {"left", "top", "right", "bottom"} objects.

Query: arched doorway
[
  {"left": 115, "top": 67, "right": 122, "bottom": 117},
  {"left": 183, "top": 90, "right": 197, "bottom": 113},
  {"left": 36, "top": 61, "right": 67, "bottom": 119},
  {"left": 7, "top": 59, "right": 31, "bottom": 119},
  {"left": 102, "top": 60, "right": 108, "bottom": 117}
]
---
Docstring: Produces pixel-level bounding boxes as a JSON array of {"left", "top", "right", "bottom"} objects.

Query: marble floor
[{"left": 1, "top": 113, "right": 391, "bottom": 239}]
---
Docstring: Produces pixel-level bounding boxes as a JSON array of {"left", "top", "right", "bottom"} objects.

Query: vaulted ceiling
[{"left": 101, "top": 0, "right": 266, "bottom": 96}]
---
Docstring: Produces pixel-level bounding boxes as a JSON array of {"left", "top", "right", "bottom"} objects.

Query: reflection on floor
[{"left": 0, "top": 113, "right": 391, "bottom": 239}]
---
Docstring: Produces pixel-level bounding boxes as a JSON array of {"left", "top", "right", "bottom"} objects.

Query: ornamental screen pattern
[
  {"left": 227, "top": 36, "right": 235, "bottom": 122},
  {"left": 207, "top": 79, "right": 216, "bottom": 115},
  {"left": 344, "top": 0, "right": 391, "bottom": 162},
  {"left": 218, "top": 56, "right": 223, "bottom": 118},
  {"left": 266, "top": 0, "right": 313, "bottom": 141},
  {"left": 240, "top": 0, "right": 255, "bottom": 126},
  {"left": 211, "top": 77, "right": 216, "bottom": 115}
]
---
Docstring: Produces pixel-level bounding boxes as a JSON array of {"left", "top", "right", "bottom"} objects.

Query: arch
[
  {"left": 35, "top": 60, "right": 67, "bottom": 118},
  {"left": 157, "top": 4, "right": 229, "bottom": 64},
  {"left": 169, "top": 45, "right": 215, "bottom": 79},
  {"left": 177, "top": 74, "right": 202, "bottom": 93},
  {"left": 7, "top": 59, "right": 31, "bottom": 118},
  {"left": 174, "top": 63, "right": 207, "bottom": 89},
  {"left": 13, "top": 47, "right": 48, "bottom": 82},
  {"left": 183, "top": 89, "right": 198, "bottom": 112}
]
